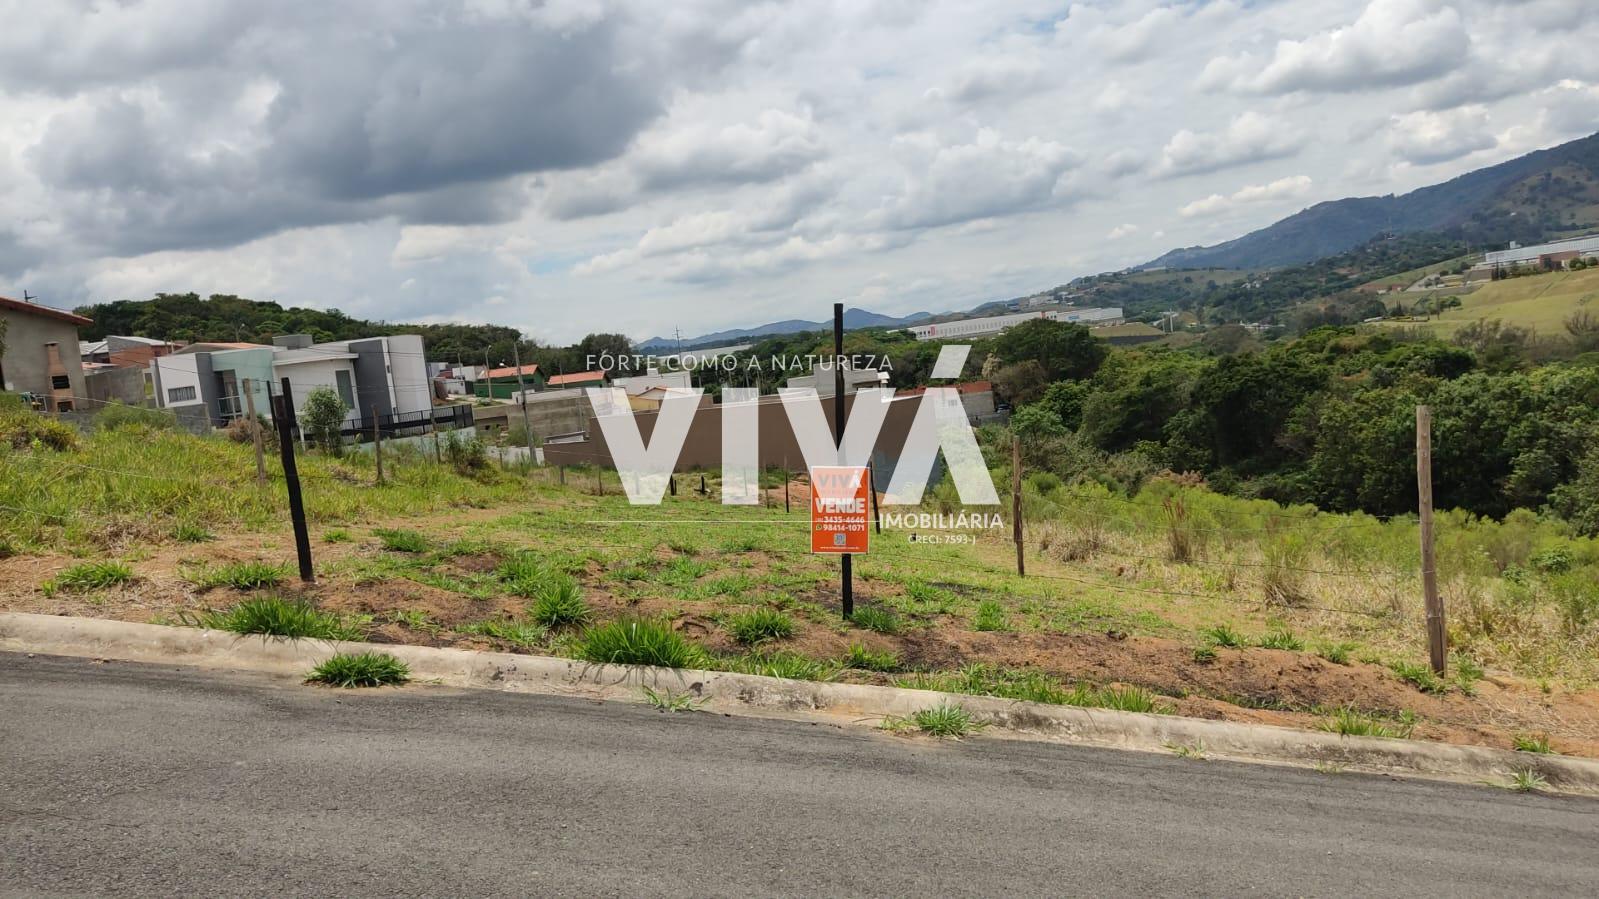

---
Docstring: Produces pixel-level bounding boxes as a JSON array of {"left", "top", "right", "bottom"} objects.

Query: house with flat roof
[
  {"left": 0, "top": 295, "right": 91, "bottom": 411},
  {"left": 150, "top": 333, "right": 434, "bottom": 430}
]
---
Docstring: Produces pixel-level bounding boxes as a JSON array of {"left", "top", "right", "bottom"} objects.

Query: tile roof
[
  {"left": 547, "top": 370, "right": 607, "bottom": 385},
  {"left": 0, "top": 295, "right": 92, "bottom": 327}
]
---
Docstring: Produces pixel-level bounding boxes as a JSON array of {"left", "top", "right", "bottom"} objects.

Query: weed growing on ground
[
  {"left": 187, "top": 560, "right": 291, "bottom": 591},
  {"left": 323, "top": 529, "right": 352, "bottom": 543},
  {"left": 185, "top": 595, "right": 364, "bottom": 640},
  {"left": 1389, "top": 660, "right": 1448, "bottom": 694},
  {"left": 1512, "top": 733, "right": 1554, "bottom": 754},
  {"left": 1257, "top": 630, "right": 1305, "bottom": 651},
  {"left": 305, "top": 651, "right": 410, "bottom": 688},
  {"left": 576, "top": 618, "right": 703, "bottom": 668},
  {"left": 841, "top": 642, "right": 901, "bottom": 672},
  {"left": 456, "top": 618, "right": 546, "bottom": 649},
  {"left": 1506, "top": 768, "right": 1549, "bottom": 793},
  {"left": 1314, "top": 641, "right": 1357, "bottom": 665},
  {"left": 374, "top": 528, "right": 430, "bottom": 553},
  {"left": 849, "top": 606, "right": 900, "bottom": 634},
  {"left": 901, "top": 704, "right": 984, "bottom": 738},
  {"left": 1192, "top": 645, "right": 1218, "bottom": 663},
  {"left": 972, "top": 599, "right": 1008, "bottom": 632},
  {"left": 43, "top": 560, "right": 134, "bottom": 595},
  {"left": 1201, "top": 623, "right": 1246, "bottom": 648},
  {"left": 1165, "top": 740, "right": 1207, "bottom": 760},
  {"left": 530, "top": 575, "right": 590, "bottom": 628},
  {"left": 717, "top": 650, "right": 839, "bottom": 681},
  {"left": 384, "top": 609, "right": 440, "bottom": 634},
  {"left": 642, "top": 685, "right": 704, "bottom": 712},
  {"left": 1319, "top": 705, "right": 1413, "bottom": 739},
  {"left": 726, "top": 608, "right": 795, "bottom": 645},
  {"left": 172, "top": 522, "right": 213, "bottom": 543}
]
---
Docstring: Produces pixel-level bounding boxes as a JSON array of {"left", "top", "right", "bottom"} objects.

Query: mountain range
[
  {"left": 1142, "top": 131, "right": 1599, "bottom": 271},
  {"left": 637, "top": 308, "right": 933, "bottom": 350}
]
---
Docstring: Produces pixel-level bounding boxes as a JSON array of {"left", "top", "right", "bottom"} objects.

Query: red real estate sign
[{"left": 810, "top": 465, "right": 870, "bottom": 554}]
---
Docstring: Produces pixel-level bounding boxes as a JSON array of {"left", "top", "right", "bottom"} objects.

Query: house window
[
  {"left": 334, "top": 369, "right": 355, "bottom": 409},
  {"left": 168, "top": 385, "right": 197, "bottom": 402}
]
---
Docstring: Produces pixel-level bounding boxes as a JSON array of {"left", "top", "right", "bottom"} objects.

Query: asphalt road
[{"left": 2, "top": 652, "right": 1596, "bottom": 898}]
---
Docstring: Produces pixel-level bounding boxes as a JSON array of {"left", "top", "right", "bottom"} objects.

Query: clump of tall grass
[
  {"left": 890, "top": 703, "right": 983, "bottom": 738},
  {"left": 42, "top": 560, "right": 135, "bottom": 595},
  {"left": 972, "top": 599, "right": 1008, "bottom": 632},
  {"left": 1389, "top": 660, "right": 1448, "bottom": 694},
  {"left": 575, "top": 618, "right": 703, "bottom": 668},
  {"left": 841, "top": 642, "right": 901, "bottom": 672},
  {"left": 456, "top": 617, "right": 546, "bottom": 649},
  {"left": 187, "top": 560, "right": 291, "bottom": 591},
  {"left": 305, "top": 652, "right": 409, "bottom": 688},
  {"left": 183, "top": 595, "right": 364, "bottom": 640},
  {"left": 849, "top": 606, "right": 900, "bottom": 634},
  {"left": 717, "top": 650, "right": 839, "bottom": 682},
  {"left": 726, "top": 608, "right": 794, "bottom": 645},
  {"left": 529, "top": 575, "right": 589, "bottom": 628},
  {"left": 1319, "top": 705, "right": 1415, "bottom": 739},
  {"left": 373, "top": 528, "right": 429, "bottom": 553}
]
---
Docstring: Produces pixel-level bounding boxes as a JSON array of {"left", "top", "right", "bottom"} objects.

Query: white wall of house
[
  {"left": 274, "top": 357, "right": 361, "bottom": 424},
  {"left": 150, "top": 354, "right": 206, "bottom": 409},
  {"left": 384, "top": 334, "right": 432, "bottom": 416}
]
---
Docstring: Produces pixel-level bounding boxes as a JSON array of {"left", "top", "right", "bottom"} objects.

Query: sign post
[{"left": 811, "top": 466, "right": 870, "bottom": 556}]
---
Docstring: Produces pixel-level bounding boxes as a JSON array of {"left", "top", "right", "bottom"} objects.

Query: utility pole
[
  {"left": 242, "top": 378, "right": 266, "bottom": 487},
  {"left": 1417, "top": 406, "right": 1446, "bottom": 675},
  {"left": 512, "top": 339, "right": 536, "bottom": 466},
  {"left": 834, "top": 302, "right": 853, "bottom": 619}
]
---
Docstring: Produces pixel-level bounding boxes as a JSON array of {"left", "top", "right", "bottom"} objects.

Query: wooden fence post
[
  {"left": 371, "top": 413, "right": 384, "bottom": 485},
  {"left": 1417, "top": 405, "right": 1446, "bottom": 675},
  {"left": 242, "top": 378, "right": 266, "bottom": 487},
  {"left": 1011, "top": 434, "right": 1025, "bottom": 577}
]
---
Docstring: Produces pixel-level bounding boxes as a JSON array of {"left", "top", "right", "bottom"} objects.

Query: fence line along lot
[{"left": 2, "top": 396, "right": 1598, "bottom": 761}]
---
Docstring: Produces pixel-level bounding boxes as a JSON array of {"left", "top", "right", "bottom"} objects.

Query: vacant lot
[
  {"left": 4, "top": 410, "right": 1599, "bottom": 758},
  {"left": 1387, "top": 267, "right": 1599, "bottom": 336}
]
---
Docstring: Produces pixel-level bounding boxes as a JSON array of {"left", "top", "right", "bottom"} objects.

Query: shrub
[
  {"left": 299, "top": 386, "right": 348, "bottom": 454},
  {"left": 849, "top": 606, "right": 900, "bottom": 634},
  {"left": 443, "top": 432, "right": 489, "bottom": 474},
  {"left": 972, "top": 599, "right": 1008, "bottom": 632},
  {"left": 184, "top": 595, "right": 363, "bottom": 640},
  {"left": 94, "top": 402, "right": 174, "bottom": 431},
  {"left": 43, "top": 560, "right": 134, "bottom": 595},
  {"left": 306, "top": 652, "right": 410, "bottom": 688},
  {"left": 530, "top": 575, "right": 589, "bottom": 628},
  {"left": 576, "top": 618, "right": 703, "bottom": 668},
  {"left": 188, "top": 560, "right": 290, "bottom": 591},
  {"left": 726, "top": 608, "right": 794, "bottom": 645},
  {"left": 2, "top": 411, "right": 79, "bottom": 451},
  {"left": 223, "top": 414, "right": 277, "bottom": 450},
  {"left": 374, "top": 528, "right": 429, "bottom": 553}
]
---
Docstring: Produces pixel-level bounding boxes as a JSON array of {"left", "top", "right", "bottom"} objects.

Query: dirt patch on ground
[{"left": 4, "top": 540, "right": 1597, "bottom": 759}]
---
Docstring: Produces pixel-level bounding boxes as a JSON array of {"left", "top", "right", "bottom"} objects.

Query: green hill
[
  {"left": 1144, "top": 131, "right": 1599, "bottom": 271},
  {"left": 1390, "top": 268, "right": 1599, "bottom": 336}
]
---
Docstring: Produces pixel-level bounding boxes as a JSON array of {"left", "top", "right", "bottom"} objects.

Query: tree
[
  {"left": 992, "top": 319, "right": 1107, "bottom": 381},
  {"left": 299, "top": 386, "right": 348, "bottom": 454},
  {"left": 578, "top": 333, "right": 634, "bottom": 373}
]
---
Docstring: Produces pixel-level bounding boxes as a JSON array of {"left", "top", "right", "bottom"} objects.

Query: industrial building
[{"left": 1478, "top": 235, "right": 1599, "bottom": 271}]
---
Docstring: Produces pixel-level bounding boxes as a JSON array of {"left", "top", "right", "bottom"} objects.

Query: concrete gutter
[{"left": 4, "top": 610, "right": 1597, "bottom": 796}]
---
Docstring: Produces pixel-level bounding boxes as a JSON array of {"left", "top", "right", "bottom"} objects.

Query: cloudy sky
[{"left": 2, "top": 0, "right": 1597, "bottom": 343}]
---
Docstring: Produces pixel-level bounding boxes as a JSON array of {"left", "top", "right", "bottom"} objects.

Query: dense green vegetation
[{"left": 991, "top": 318, "right": 1599, "bottom": 532}]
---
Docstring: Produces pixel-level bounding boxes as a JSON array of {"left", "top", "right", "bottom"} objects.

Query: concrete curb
[{"left": 4, "top": 611, "right": 1597, "bottom": 796}]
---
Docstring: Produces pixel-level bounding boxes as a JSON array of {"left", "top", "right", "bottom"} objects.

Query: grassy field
[
  {"left": 1358, "top": 253, "right": 1477, "bottom": 292},
  {"left": 4, "top": 404, "right": 1599, "bottom": 756},
  {"left": 1382, "top": 267, "right": 1599, "bottom": 336}
]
